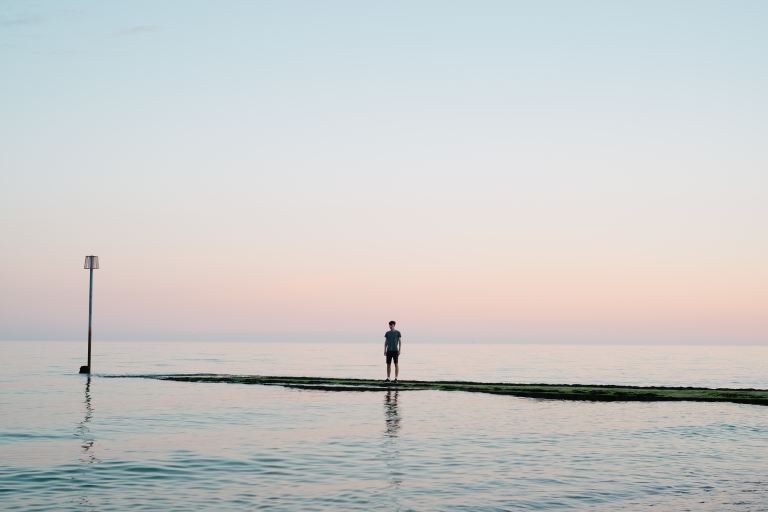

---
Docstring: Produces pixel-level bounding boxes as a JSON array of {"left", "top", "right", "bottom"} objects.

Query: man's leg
[
  {"left": 394, "top": 363, "right": 399, "bottom": 380},
  {"left": 386, "top": 362, "right": 391, "bottom": 380}
]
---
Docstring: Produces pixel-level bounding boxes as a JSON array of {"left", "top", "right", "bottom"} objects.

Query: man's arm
[
  {"left": 397, "top": 336, "right": 402, "bottom": 355},
  {"left": 384, "top": 337, "right": 387, "bottom": 356}
]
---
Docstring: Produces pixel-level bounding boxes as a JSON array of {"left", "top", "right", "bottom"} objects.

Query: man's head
[{"left": 388, "top": 320, "right": 396, "bottom": 330}]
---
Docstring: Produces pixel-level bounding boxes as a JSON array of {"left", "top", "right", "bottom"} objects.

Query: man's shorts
[{"left": 386, "top": 351, "right": 399, "bottom": 365}]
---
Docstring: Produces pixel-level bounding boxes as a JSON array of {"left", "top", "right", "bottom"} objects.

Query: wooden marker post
[{"left": 79, "top": 255, "right": 99, "bottom": 374}]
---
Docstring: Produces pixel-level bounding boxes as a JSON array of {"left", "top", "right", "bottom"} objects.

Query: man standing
[{"left": 384, "top": 320, "right": 402, "bottom": 382}]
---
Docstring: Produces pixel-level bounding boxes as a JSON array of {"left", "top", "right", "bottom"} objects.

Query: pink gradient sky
[{"left": 2, "top": 1, "right": 766, "bottom": 343}]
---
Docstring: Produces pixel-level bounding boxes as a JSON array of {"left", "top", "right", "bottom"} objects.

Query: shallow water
[{"left": 2, "top": 341, "right": 768, "bottom": 510}]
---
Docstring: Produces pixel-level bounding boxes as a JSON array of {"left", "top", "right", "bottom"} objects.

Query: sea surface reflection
[{"left": 1, "top": 341, "right": 768, "bottom": 511}]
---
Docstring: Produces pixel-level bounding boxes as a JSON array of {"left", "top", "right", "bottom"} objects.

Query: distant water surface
[{"left": 2, "top": 341, "right": 767, "bottom": 511}]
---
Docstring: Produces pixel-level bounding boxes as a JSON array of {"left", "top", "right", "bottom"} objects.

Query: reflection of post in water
[
  {"left": 77, "top": 377, "right": 96, "bottom": 464},
  {"left": 75, "top": 377, "right": 97, "bottom": 510},
  {"left": 384, "top": 389, "right": 401, "bottom": 437}
]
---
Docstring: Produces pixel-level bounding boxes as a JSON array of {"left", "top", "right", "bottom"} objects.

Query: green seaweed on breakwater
[{"left": 108, "top": 374, "right": 768, "bottom": 406}]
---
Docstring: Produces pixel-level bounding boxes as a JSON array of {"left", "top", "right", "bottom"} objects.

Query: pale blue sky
[{"left": 2, "top": 1, "right": 766, "bottom": 343}]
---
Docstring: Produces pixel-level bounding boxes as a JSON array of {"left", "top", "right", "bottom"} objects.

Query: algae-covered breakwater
[{"left": 113, "top": 374, "right": 768, "bottom": 406}]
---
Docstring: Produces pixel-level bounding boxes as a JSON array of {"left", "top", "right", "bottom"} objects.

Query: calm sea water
[{"left": 2, "top": 341, "right": 768, "bottom": 511}]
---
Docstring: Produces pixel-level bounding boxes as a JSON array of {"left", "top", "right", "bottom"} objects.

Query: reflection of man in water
[
  {"left": 383, "top": 389, "right": 402, "bottom": 499},
  {"left": 384, "top": 389, "right": 400, "bottom": 437},
  {"left": 384, "top": 320, "right": 402, "bottom": 382}
]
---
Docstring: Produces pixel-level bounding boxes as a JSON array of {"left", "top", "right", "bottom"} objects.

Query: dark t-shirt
[{"left": 385, "top": 330, "right": 401, "bottom": 353}]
